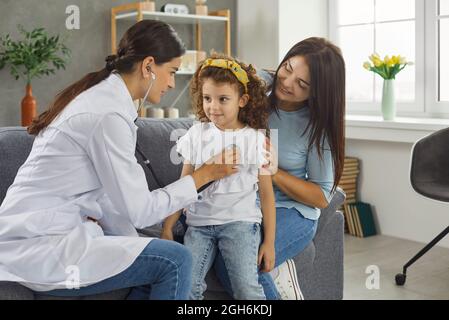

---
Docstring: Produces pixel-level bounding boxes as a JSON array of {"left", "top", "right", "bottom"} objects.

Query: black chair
[{"left": 395, "top": 128, "right": 449, "bottom": 286}]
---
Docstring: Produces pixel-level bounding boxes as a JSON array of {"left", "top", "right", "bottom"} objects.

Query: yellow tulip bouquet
[
  {"left": 363, "top": 54, "right": 413, "bottom": 79},
  {"left": 363, "top": 54, "right": 414, "bottom": 120}
]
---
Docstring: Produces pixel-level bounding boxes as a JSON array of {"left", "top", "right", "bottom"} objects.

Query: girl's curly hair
[{"left": 190, "top": 53, "right": 270, "bottom": 131}]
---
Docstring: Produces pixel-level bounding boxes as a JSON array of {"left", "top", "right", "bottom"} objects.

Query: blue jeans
[
  {"left": 213, "top": 208, "right": 318, "bottom": 300},
  {"left": 43, "top": 239, "right": 193, "bottom": 300},
  {"left": 184, "top": 221, "right": 265, "bottom": 300}
]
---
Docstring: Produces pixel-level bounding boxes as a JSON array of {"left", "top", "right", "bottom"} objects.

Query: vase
[
  {"left": 147, "top": 107, "right": 164, "bottom": 119},
  {"left": 381, "top": 79, "right": 396, "bottom": 121},
  {"left": 21, "top": 84, "right": 37, "bottom": 127}
]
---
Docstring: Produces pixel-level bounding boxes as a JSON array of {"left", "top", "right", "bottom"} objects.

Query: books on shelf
[{"left": 343, "top": 202, "right": 377, "bottom": 238}]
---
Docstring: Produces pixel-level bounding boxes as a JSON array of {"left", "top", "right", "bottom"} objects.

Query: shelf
[
  {"left": 111, "top": 4, "right": 231, "bottom": 56},
  {"left": 176, "top": 70, "right": 195, "bottom": 75},
  {"left": 115, "top": 11, "right": 229, "bottom": 24}
]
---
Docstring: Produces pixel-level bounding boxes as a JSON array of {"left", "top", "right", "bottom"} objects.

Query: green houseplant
[{"left": 0, "top": 25, "right": 70, "bottom": 126}]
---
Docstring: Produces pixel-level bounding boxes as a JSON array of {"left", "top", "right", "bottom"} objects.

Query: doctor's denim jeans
[
  {"left": 213, "top": 207, "right": 317, "bottom": 300},
  {"left": 42, "top": 239, "right": 193, "bottom": 300},
  {"left": 184, "top": 221, "right": 266, "bottom": 300}
]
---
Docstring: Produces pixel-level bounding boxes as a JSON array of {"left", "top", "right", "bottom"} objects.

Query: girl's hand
[
  {"left": 258, "top": 241, "right": 276, "bottom": 273},
  {"left": 260, "top": 138, "right": 278, "bottom": 176},
  {"left": 160, "top": 229, "right": 174, "bottom": 241}
]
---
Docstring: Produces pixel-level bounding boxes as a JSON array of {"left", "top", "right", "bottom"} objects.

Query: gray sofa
[{"left": 0, "top": 118, "right": 345, "bottom": 300}]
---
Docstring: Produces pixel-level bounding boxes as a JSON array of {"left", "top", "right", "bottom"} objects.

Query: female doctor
[{"left": 0, "top": 20, "right": 238, "bottom": 299}]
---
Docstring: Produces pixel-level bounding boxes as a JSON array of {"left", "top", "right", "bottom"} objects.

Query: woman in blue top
[{"left": 214, "top": 37, "right": 346, "bottom": 300}]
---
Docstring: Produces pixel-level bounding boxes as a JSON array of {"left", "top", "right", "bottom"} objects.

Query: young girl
[{"left": 161, "top": 54, "right": 276, "bottom": 300}]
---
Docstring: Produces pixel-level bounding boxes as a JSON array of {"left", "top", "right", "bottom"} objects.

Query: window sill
[{"left": 345, "top": 115, "right": 449, "bottom": 143}]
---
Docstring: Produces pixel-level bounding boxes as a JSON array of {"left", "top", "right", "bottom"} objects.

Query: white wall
[
  {"left": 278, "top": 0, "right": 328, "bottom": 63},
  {"left": 236, "top": 0, "right": 328, "bottom": 69},
  {"left": 236, "top": 0, "right": 279, "bottom": 69},
  {"left": 347, "top": 139, "right": 449, "bottom": 248}
]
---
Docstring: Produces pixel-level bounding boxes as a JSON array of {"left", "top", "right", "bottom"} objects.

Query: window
[
  {"left": 330, "top": 0, "right": 449, "bottom": 117},
  {"left": 330, "top": 0, "right": 421, "bottom": 113},
  {"left": 425, "top": 0, "right": 449, "bottom": 114},
  {"left": 439, "top": 0, "right": 449, "bottom": 102}
]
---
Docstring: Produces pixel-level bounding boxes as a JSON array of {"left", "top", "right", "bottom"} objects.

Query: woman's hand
[
  {"left": 191, "top": 146, "right": 240, "bottom": 189},
  {"left": 260, "top": 138, "right": 278, "bottom": 176},
  {"left": 258, "top": 241, "right": 276, "bottom": 273}
]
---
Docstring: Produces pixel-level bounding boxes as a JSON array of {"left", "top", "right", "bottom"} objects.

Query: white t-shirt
[{"left": 176, "top": 122, "right": 268, "bottom": 227}]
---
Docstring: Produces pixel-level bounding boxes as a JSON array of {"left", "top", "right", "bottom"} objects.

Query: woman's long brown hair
[
  {"left": 269, "top": 37, "right": 346, "bottom": 192},
  {"left": 28, "top": 20, "right": 185, "bottom": 135}
]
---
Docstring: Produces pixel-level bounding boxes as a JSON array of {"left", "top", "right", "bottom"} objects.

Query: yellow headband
[{"left": 200, "top": 58, "right": 250, "bottom": 93}]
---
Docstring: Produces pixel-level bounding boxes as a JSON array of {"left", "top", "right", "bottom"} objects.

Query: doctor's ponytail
[{"left": 28, "top": 20, "right": 185, "bottom": 135}]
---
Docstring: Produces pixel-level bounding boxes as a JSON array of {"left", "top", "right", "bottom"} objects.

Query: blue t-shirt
[{"left": 258, "top": 70, "right": 334, "bottom": 220}]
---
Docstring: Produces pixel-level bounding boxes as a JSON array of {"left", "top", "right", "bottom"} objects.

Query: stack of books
[
  {"left": 337, "top": 157, "right": 377, "bottom": 237},
  {"left": 339, "top": 157, "right": 360, "bottom": 205},
  {"left": 343, "top": 202, "right": 377, "bottom": 238}
]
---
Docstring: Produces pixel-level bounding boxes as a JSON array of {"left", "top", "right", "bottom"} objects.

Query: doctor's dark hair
[
  {"left": 28, "top": 20, "right": 185, "bottom": 135},
  {"left": 269, "top": 37, "right": 346, "bottom": 192}
]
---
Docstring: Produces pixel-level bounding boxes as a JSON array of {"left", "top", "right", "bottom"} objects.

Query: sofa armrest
[
  {"left": 0, "top": 281, "right": 35, "bottom": 300},
  {"left": 310, "top": 188, "right": 346, "bottom": 300},
  {"left": 317, "top": 187, "right": 345, "bottom": 235}
]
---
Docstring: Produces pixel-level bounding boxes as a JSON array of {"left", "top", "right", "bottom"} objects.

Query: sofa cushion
[
  {"left": 34, "top": 288, "right": 130, "bottom": 300},
  {"left": 0, "top": 128, "right": 35, "bottom": 203},
  {"left": 135, "top": 118, "right": 194, "bottom": 190},
  {"left": 0, "top": 282, "right": 35, "bottom": 300}
]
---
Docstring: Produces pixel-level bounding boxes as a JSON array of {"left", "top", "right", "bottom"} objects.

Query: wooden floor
[{"left": 344, "top": 235, "right": 449, "bottom": 300}]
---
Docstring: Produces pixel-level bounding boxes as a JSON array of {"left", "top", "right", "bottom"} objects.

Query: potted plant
[
  {"left": 363, "top": 54, "right": 413, "bottom": 121},
  {"left": 0, "top": 25, "right": 70, "bottom": 126}
]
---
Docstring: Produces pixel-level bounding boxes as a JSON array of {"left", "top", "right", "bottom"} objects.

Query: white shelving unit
[
  {"left": 115, "top": 10, "right": 229, "bottom": 24},
  {"left": 110, "top": 2, "right": 231, "bottom": 117},
  {"left": 111, "top": 2, "right": 231, "bottom": 57}
]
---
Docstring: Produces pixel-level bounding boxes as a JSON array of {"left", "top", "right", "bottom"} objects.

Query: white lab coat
[{"left": 0, "top": 73, "right": 198, "bottom": 292}]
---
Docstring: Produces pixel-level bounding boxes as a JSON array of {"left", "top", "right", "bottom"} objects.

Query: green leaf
[{"left": 0, "top": 25, "right": 71, "bottom": 83}]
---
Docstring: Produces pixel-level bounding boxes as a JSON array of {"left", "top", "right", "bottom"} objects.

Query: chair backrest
[{"left": 410, "top": 127, "right": 449, "bottom": 202}]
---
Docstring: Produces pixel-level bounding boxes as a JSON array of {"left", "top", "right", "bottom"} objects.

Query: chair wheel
[{"left": 395, "top": 273, "right": 406, "bottom": 286}]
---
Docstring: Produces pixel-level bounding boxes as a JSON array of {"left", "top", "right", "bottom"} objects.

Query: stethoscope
[
  {"left": 134, "top": 67, "right": 214, "bottom": 193},
  {"left": 135, "top": 136, "right": 214, "bottom": 194}
]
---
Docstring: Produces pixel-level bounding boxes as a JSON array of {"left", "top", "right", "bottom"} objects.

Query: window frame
[
  {"left": 426, "top": 0, "right": 449, "bottom": 115},
  {"left": 328, "top": 0, "right": 449, "bottom": 118}
]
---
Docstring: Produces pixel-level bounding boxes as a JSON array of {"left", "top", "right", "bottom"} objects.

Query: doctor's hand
[{"left": 191, "top": 146, "right": 240, "bottom": 190}]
